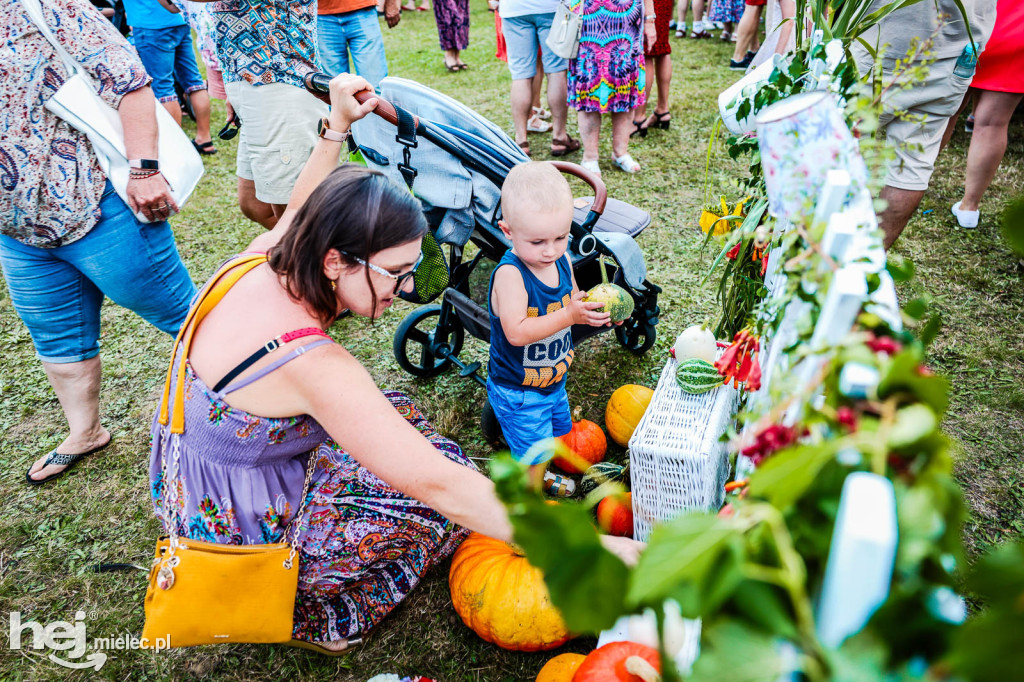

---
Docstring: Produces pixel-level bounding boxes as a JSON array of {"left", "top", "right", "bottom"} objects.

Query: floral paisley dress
[{"left": 150, "top": 258, "right": 474, "bottom": 644}]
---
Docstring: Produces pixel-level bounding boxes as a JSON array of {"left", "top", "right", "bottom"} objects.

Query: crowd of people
[{"left": 1, "top": 0, "right": 1018, "bottom": 657}]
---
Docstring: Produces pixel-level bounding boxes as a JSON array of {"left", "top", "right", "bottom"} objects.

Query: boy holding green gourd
[{"left": 486, "top": 162, "right": 613, "bottom": 493}]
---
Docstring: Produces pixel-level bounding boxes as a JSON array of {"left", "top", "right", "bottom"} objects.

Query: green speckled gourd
[
  {"left": 676, "top": 359, "right": 723, "bottom": 394},
  {"left": 585, "top": 256, "right": 635, "bottom": 323},
  {"left": 579, "top": 462, "right": 629, "bottom": 497}
]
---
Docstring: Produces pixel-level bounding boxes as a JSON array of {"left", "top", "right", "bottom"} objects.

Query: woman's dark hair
[{"left": 268, "top": 164, "right": 427, "bottom": 324}]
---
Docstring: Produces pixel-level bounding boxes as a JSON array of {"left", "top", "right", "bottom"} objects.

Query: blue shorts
[
  {"left": 0, "top": 183, "right": 196, "bottom": 363},
  {"left": 132, "top": 25, "right": 206, "bottom": 103},
  {"left": 487, "top": 377, "right": 571, "bottom": 464},
  {"left": 501, "top": 13, "right": 568, "bottom": 80}
]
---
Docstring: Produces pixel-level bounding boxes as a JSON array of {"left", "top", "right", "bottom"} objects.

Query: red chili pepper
[
  {"left": 865, "top": 333, "right": 902, "bottom": 356},
  {"left": 726, "top": 242, "right": 741, "bottom": 260}
]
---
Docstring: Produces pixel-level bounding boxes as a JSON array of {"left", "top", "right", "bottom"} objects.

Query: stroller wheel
[
  {"left": 393, "top": 305, "right": 465, "bottom": 378},
  {"left": 615, "top": 316, "right": 657, "bottom": 355},
  {"left": 480, "top": 398, "right": 506, "bottom": 447}
]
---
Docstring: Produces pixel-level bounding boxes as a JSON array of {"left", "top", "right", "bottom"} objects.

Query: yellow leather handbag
[{"left": 142, "top": 255, "right": 315, "bottom": 648}]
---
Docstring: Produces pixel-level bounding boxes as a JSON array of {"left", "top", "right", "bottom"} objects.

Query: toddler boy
[{"left": 486, "top": 162, "right": 611, "bottom": 492}]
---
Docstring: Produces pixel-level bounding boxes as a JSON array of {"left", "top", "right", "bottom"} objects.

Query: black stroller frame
[{"left": 305, "top": 75, "right": 663, "bottom": 402}]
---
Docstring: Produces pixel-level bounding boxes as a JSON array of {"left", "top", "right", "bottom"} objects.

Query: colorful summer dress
[
  {"left": 150, "top": 256, "right": 474, "bottom": 643},
  {"left": 709, "top": 0, "right": 745, "bottom": 24},
  {"left": 567, "top": 0, "right": 647, "bottom": 113}
]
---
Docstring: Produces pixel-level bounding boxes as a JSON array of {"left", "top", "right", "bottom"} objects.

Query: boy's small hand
[{"left": 567, "top": 290, "right": 612, "bottom": 327}]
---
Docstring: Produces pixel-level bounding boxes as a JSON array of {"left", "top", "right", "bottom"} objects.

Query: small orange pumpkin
[
  {"left": 536, "top": 652, "right": 587, "bottom": 681},
  {"left": 574, "top": 641, "right": 661, "bottom": 682},
  {"left": 605, "top": 385, "right": 654, "bottom": 447},
  {"left": 555, "top": 407, "right": 607, "bottom": 474},
  {"left": 596, "top": 492, "right": 633, "bottom": 537},
  {"left": 449, "top": 533, "right": 572, "bottom": 651}
]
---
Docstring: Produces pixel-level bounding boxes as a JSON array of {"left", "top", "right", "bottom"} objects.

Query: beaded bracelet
[{"left": 128, "top": 169, "right": 161, "bottom": 180}]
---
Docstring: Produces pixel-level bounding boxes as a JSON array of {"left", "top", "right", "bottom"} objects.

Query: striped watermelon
[
  {"left": 676, "top": 359, "right": 723, "bottom": 394},
  {"left": 579, "top": 462, "right": 629, "bottom": 497}
]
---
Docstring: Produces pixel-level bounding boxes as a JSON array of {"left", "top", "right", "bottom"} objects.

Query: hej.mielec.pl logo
[{"left": 6, "top": 610, "right": 171, "bottom": 670}]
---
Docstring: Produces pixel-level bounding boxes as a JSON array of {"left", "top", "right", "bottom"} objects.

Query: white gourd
[{"left": 673, "top": 325, "right": 717, "bottom": 364}]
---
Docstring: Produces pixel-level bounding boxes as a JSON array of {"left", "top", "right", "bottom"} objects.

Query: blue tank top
[{"left": 488, "top": 250, "right": 575, "bottom": 393}]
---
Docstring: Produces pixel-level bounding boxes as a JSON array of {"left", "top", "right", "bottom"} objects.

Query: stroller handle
[
  {"left": 304, "top": 73, "right": 418, "bottom": 130},
  {"left": 549, "top": 161, "right": 607, "bottom": 216}
]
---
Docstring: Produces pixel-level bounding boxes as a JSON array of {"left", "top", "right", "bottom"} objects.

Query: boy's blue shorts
[{"left": 487, "top": 377, "right": 571, "bottom": 464}]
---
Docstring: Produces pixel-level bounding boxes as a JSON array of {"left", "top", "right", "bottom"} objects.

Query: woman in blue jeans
[{"left": 1, "top": 0, "right": 196, "bottom": 485}]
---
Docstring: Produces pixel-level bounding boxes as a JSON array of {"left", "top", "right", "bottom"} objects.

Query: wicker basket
[{"left": 628, "top": 354, "right": 740, "bottom": 541}]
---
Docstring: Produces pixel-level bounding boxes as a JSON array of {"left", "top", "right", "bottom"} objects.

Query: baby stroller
[{"left": 305, "top": 75, "right": 662, "bottom": 437}]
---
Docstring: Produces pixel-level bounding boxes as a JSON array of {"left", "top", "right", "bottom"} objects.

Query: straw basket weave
[{"left": 628, "top": 353, "right": 739, "bottom": 541}]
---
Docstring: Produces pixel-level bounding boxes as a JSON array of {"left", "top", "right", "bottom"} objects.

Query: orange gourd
[
  {"left": 449, "top": 533, "right": 572, "bottom": 651},
  {"left": 605, "top": 385, "right": 654, "bottom": 447},
  {"left": 536, "top": 653, "right": 587, "bottom": 681},
  {"left": 596, "top": 492, "right": 633, "bottom": 537},
  {"left": 555, "top": 407, "right": 607, "bottom": 474},
  {"left": 574, "top": 641, "right": 661, "bottom": 682}
]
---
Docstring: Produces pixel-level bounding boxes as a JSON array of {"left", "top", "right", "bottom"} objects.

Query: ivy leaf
[
  {"left": 877, "top": 348, "right": 949, "bottom": 415},
  {"left": 626, "top": 512, "right": 744, "bottom": 617},
  {"left": 885, "top": 254, "right": 915, "bottom": 282},
  {"left": 919, "top": 312, "right": 942, "bottom": 347},
  {"left": 1000, "top": 195, "right": 1024, "bottom": 257},
  {"left": 827, "top": 631, "right": 889, "bottom": 682},
  {"left": 728, "top": 579, "right": 799, "bottom": 640},
  {"left": 689, "top": 620, "right": 798, "bottom": 681},
  {"left": 747, "top": 440, "right": 842, "bottom": 510}
]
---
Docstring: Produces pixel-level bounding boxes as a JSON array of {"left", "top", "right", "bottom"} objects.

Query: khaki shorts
[
  {"left": 865, "top": 55, "right": 971, "bottom": 191},
  {"left": 224, "top": 80, "right": 329, "bottom": 205}
]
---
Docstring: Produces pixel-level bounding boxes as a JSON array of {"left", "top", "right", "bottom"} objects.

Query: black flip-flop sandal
[
  {"left": 192, "top": 139, "right": 217, "bottom": 155},
  {"left": 25, "top": 439, "right": 112, "bottom": 486}
]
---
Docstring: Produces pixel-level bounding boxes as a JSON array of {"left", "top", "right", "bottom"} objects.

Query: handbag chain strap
[{"left": 157, "top": 255, "right": 319, "bottom": 570}]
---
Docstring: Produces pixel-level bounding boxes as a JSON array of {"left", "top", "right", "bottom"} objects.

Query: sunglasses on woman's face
[{"left": 343, "top": 252, "right": 424, "bottom": 295}]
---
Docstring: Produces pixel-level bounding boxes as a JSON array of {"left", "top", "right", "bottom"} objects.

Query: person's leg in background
[
  {"left": 132, "top": 27, "right": 184, "bottom": 125},
  {"left": 578, "top": 110, "right": 602, "bottom": 164},
  {"left": 434, "top": 0, "right": 471, "bottom": 69},
  {"left": 344, "top": 7, "right": 391, "bottom": 89},
  {"left": 535, "top": 14, "right": 571, "bottom": 146},
  {"left": 170, "top": 24, "right": 213, "bottom": 150},
  {"left": 504, "top": 14, "right": 542, "bottom": 151},
  {"left": 317, "top": 12, "right": 354, "bottom": 78},
  {"left": 950, "top": 89, "right": 1024, "bottom": 226},
  {"left": 0, "top": 238, "right": 110, "bottom": 482},
  {"left": 225, "top": 80, "right": 328, "bottom": 226},
  {"left": 731, "top": 2, "right": 762, "bottom": 67},
  {"left": 2, "top": 186, "right": 194, "bottom": 482}
]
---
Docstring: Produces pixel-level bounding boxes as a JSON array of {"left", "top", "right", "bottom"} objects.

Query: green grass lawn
[{"left": 2, "top": 6, "right": 1022, "bottom": 680}]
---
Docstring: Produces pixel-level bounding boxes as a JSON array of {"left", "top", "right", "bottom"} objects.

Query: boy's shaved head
[{"left": 501, "top": 162, "right": 573, "bottom": 227}]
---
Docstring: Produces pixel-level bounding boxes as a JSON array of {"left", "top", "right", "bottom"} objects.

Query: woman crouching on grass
[{"left": 149, "top": 73, "right": 643, "bottom": 655}]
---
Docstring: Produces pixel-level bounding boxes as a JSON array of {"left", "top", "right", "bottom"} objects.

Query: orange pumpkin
[
  {"left": 536, "top": 653, "right": 587, "bottom": 681},
  {"left": 574, "top": 641, "right": 661, "bottom": 682},
  {"left": 596, "top": 492, "right": 633, "bottom": 537},
  {"left": 555, "top": 407, "right": 607, "bottom": 474},
  {"left": 605, "top": 385, "right": 654, "bottom": 447},
  {"left": 449, "top": 533, "right": 572, "bottom": 651}
]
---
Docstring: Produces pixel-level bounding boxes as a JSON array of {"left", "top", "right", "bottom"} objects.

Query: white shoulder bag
[
  {"left": 546, "top": 0, "right": 582, "bottom": 60},
  {"left": 21, "top": 0, "right": 204, "bottom": 222}
]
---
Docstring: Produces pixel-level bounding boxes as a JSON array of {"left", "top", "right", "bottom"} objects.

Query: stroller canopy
[{"left": 350, "top": 77, "right": 529, "bottom": 247}]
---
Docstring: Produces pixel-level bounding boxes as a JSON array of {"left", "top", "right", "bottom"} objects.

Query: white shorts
[{"left": 224, "top": 80, "right": 329, "bottom": 205}]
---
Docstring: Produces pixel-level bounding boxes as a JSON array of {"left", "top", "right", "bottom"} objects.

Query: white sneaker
[
  {"left": 612, "top": 153, "right": 640, "bottom": 173},
  {"left": 580, "top": 159, "right": 602, "bottom": 176},
  {"left": 951, "top": 201, "right": 979, "bottom": 229}
]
